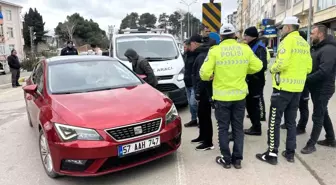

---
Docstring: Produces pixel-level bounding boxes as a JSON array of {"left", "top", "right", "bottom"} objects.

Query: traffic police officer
[
  {"left": 256, "top": 16, "right": 312, "bottom": 165},
  {"left": 200, "top": 23, "right": 263, "bottom": 169}
]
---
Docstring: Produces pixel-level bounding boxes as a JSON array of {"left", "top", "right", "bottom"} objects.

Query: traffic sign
[{"left": 202, "top": 2, "right": 221, "bottom": 33}]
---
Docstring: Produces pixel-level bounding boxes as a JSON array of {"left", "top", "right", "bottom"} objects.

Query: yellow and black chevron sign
[{"left": 202, "top": 2, "right": 221, "bottom": 33}]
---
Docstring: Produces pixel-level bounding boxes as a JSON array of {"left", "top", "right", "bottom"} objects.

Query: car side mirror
[
  {"left": 137, "top": 74, "right": 147, "bottom": 79},
  {"left": 23, "top": 84, "right": 38, "bottom": 95}
]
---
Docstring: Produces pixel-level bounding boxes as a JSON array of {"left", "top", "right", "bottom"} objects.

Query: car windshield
[
  {"left": 116, "top": 35, "right": 179, "bottom": 61},
  {"left": 48, "top": 60, "right": 142, "bottom": 94}
]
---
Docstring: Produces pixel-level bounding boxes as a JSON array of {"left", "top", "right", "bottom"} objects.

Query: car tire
[{"left": 39, "top": 129, "right": 59, "bottom": 178}]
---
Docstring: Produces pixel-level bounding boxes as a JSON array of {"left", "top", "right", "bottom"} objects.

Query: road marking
[{"left": 176, "top": 151, "right": 187, "bottom": 185}]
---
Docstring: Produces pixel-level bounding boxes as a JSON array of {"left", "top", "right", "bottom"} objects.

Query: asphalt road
[{"left": 0, "top": 74, "right": 335, "bottom": 185}]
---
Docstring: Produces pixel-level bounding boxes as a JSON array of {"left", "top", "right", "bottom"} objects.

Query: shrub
[{"left": 21, "top": 58, "right": 39, "bottom": 71}]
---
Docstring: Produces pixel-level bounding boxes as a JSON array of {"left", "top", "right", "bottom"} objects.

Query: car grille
[
  {"left": 156, "top": 84, "right": 179, "bottom": 92},
  {"left": 97, "top": 144, "right": 173, "bottom": 172},
  {"left": 105, "top": 118, "right": 162, "bottom": 141},
  {"left": 157, "top": 75, "right": 173, "bottom": 81}
]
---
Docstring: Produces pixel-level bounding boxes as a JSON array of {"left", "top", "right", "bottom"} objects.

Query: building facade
[
  {"left": 227, "top": 11, "right": 237, "bottom": 25},
  {"left": 0, "top": 0, "right": 24, "bottom": 60}
]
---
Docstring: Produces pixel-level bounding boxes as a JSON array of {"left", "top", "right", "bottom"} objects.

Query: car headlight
[
  {"left": 177, "top": 68, "right": 185, "bottom": 81},
  {"left": 54, "top": 123, "right": 103, "bottom": 142},
  {"left": 165, "top": 104, "right": 179, "bottom": 124}
]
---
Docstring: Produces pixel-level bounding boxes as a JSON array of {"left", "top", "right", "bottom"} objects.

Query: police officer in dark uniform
[
  {"left": 243, "top": 26, "right": 268, "bottom": 136},
  {"left": 60, "top": 41, "right": 79, "bottom": 56}
]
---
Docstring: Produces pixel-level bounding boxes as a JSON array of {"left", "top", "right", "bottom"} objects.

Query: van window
[{"left": 116, "top": 35, "right": 179, "bottom": 61}]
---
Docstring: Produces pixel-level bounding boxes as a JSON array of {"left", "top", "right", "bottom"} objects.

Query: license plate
[{"left": 118, "top": 136, "right": 160, "bottom": 157}]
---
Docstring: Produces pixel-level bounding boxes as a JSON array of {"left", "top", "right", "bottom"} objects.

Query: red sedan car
[{"left": 23, "top": 55, "right": 182, "bottom": 178}]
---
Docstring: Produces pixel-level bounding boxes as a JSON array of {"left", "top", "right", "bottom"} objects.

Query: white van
[{"left": 111, "top": 28, "right": 188, "bottom": 106}]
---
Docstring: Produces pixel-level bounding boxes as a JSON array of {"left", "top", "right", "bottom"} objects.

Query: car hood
[{"left": 50, "top": 84, "right": 171, "bottom": 130}]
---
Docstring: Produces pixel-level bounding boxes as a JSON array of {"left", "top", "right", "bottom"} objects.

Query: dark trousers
[
  {"left": 198, "top": 93, "right": 213, "bottom": 145},
  {"left": 260, "top": 86, "right": 266, "bottom": 120},
  {"left": 10, "top": 68, "right": 20, "bottom": 87},
  {"left": 246, "top": 94, "right": 261, "bottom": 129},
  {"left": 215, "top": 99, "right": 245, "bottom": 162},
  {"left": 268, "top": 89, "right": 301, "bottom": 156},
  {"left": 307, "top": 91, "right": 335, "bottom": 146}
]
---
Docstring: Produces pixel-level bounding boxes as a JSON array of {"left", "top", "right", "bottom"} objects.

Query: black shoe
[
  {"left": 215, "top": 156, "right": 231, "bottom": 169},
  {"left": 296, "top": 127, "right": 306, "bottom": 135},
  {"left": 256, "top": 151, "right": 278, "bottom": 165},
  {"left": 184, "top": 120, "right": 198, "bottom": 127},
  {"left": 260, "top": 117, "right": 266, "bottom": 121},
  {"left": 281, "top": 151, "right": 295, "bottom": 163},
  {"left": 232, "top": 160, "right": 242, "bottom": 169},
  {"left": 228, "top": 132, "right": 233, "bottom": 142},
  {"left": 16, "top": 84, "right": 22, "bottom": 87},
  {"left": 195, "top": 143, "right": 214, "bottom": 151},
  {"left": 280, "top": 124, "right": 287, "bottom": 129},
  {"left": 301, "top": 145, "right": 316, "bottom": 154},
  {"left": 317, "top": 140, "right": 336, "bottom": 148},
  {"left": 191, "top": 137, "right": 203, "bottom": 143},
  {"left": 244, "top": 127, "right": 262, "bottom": 136}
]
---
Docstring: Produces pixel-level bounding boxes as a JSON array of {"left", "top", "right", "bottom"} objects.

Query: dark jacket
[
  {"left": 203, "top": 36, "right": 217, "bottom": 47},
  {"left": 307, "top": 35, "right": 336, "bottom": 95},
  {"left": 246, "top": 38, "right": 268, "bottom": 96},
  {"left": 7, "top": 55, "right": 21, "bottom": 69},
  {"left": 183, "top": 51, "right": 198, "bottom": 87},
  {"left": 132, "top": 57, "right": 158, "bottom": 87},
  {"left": 60, "top": 47, "right": 79, "bottom": 56},
  {"left": 191, "top": 45, "right": 212, "bottom": 100}
]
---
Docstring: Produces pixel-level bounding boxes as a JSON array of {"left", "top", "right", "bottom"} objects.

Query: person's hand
[{"left": 210, "top": 74, "right": 214, "bottom": 80}]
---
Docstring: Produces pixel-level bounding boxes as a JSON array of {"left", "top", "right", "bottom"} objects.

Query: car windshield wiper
[{"left": 145, "top": 57, "right": 174, "bottom": 61}]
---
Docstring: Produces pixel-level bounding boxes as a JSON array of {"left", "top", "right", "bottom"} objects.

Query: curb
[{"left": 0, "top": 76, "right": 29, "bottom": 89}]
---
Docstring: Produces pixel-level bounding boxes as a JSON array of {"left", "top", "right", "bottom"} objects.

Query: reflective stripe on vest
[
  {"left": 216, "top": 60, "right": 249, "bottom": 65},
  {"left": 280, "top": 78, "right": 306, "bottom": 85},
  {"left": 213, "top": 89, "right": 248, "bottom": 96}
]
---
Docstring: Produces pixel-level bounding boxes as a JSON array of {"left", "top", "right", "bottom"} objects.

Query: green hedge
[{"left": 21, "top": 58, "right": 39, "bottom": 71}]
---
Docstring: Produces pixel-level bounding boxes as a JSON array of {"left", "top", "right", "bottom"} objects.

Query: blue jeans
[{"left": 186, "top": 87, "right": 198, "bottom": 121}]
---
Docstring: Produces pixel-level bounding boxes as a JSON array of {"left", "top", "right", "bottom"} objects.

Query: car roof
[{"left": 46, "top": 55, "right": 118, "bottom": 65}]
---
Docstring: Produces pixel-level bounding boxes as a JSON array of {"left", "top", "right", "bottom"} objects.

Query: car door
[{"left": 26, "top": 63, "right": 45, "bottom": 127}]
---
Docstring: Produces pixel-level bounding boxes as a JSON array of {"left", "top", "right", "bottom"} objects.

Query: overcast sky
[{"left": 11, "top": 0, "right": 237, "bottom": 36}]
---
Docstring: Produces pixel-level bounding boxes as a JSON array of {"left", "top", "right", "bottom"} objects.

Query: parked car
[
  {"left": 0, "top": 60, "right": 10, "bottom": 75},
  {"left": 23, "top": 55, "right": 182, "bottom": 178}
]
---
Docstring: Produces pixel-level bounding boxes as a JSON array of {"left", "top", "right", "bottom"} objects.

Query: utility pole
[
  {"left": 180, "top": 0, "right": 197, "bottom": 38},
  {"left": 307, "top": 0, "right": 313, "bottom": 44},
  {"left": 29, "top": 26, "right": 34, "bottom": 56},
  {"left": 108, "top": 25, "right": 114, "bottom": 57}
]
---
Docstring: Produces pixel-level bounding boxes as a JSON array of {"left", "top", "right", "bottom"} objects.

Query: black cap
[
  {"left": 67, "top": 40, "right": 73, "bottom": 44},
  {"left": 189, "top": 34, "right": 203, "bottom": 43},
  {"left": 244, "top": 26, "right": 259, "bottom": 38}
]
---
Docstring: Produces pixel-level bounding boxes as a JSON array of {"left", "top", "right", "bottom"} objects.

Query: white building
[
  {"left": 227, "top": 11, "right": 237, "bottom": 26},
  {"left": 0, "top": 0, "right": 24, "bottom": 60}
]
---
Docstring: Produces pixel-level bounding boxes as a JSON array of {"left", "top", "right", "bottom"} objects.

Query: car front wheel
[{"left": 39, "top": 129, "right": 59, "bottom": 178}]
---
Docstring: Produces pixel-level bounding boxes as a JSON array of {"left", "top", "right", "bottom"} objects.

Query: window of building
[
  {"left": 5, "top": 10, "right": 12, "bottom": 21},
  {"left": 9, "top": 44, "right": 15, "bottom": 51},
  {"left": 272, "top": 5, "right": 276, "bottom": 17},
  {"left": 317, "top": 0, "right": 336, "bottom": 11},
  {"left": 0, "top": 25, "right": 3, "bottom": 36},
  {"left": 7, "top": 27, "right": 14, "bottom": 38}
]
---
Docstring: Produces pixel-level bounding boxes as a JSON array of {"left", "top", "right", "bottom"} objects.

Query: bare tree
[{"left": 61, "top": 21, "right": 77, "bottom": 41}]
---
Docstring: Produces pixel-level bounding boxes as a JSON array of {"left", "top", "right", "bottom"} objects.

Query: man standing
[
  {"left": 281, "top": 31, "right": 310, "bottom": 135},
  {"left": 200, "top": 23, "right": 262, "bottom": 169},
  {"left": 301, "top": 24, "right": 336, "bottom": 154},
  {"left": 124, "top": 48, "right": 158, "bottom": 88},
  {"left": 201, "top": 25, "right": 217, "bottom": 46},
  {"left": 60, "top": 41, "right": 79, "bottom": 56},
  {"left": 188, "top": 34, "right": 214, "bottom": 150},
  {"left": 243, "top": 26, "right": 268, "bottom": 136},
  {"left": 183, "top": 40, "right": 199, "bottom": 127},
  {"left": 256, "top": 16, "right": 312, "bottom": 165},
  {"left": 7, "top": 49, "right": 21, "bottom": 88}
]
